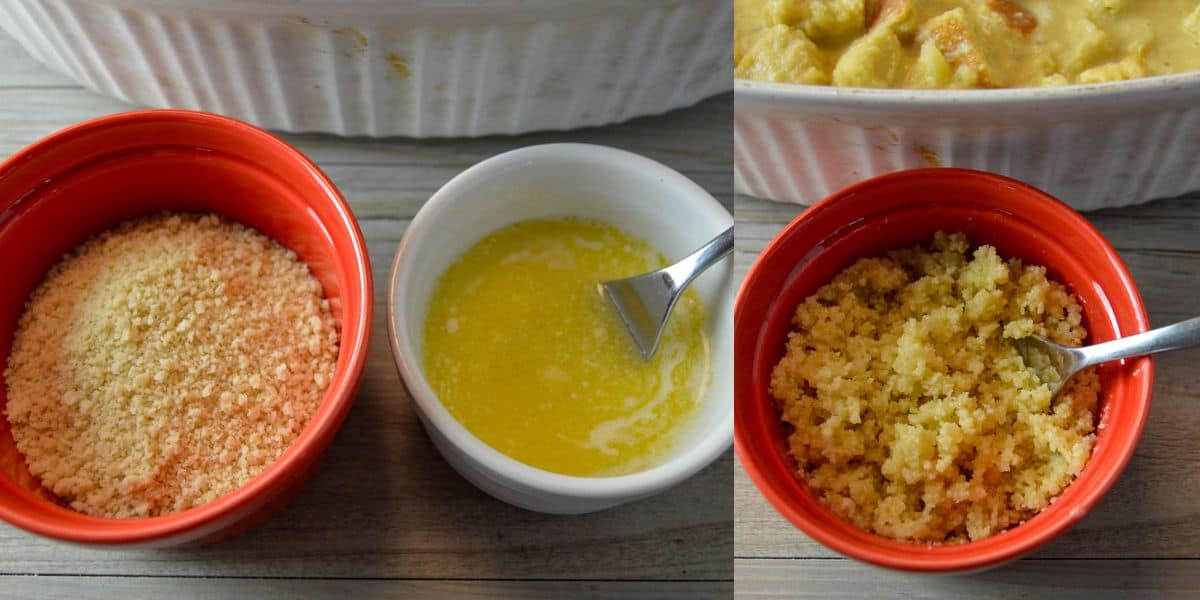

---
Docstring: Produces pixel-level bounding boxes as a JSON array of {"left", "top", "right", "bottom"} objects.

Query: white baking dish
[
  {"left": 0, "top": 0, "right": 732, "bottom": 137},
  {"left": 735, "top": 74, "right": 1200, "bottom": 211}
]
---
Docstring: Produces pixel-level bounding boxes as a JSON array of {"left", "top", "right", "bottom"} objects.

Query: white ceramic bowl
[
  {"left": 0, "top": 0, "right": 732, "bottom": 137},
  {"left": 735, "top": 73, "right": 1200, "bottom": 211},
  {"left": 386, "top": 144, "right": 733, "bottom": 514}
]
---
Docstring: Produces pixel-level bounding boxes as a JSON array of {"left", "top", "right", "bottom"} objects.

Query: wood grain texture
[
  {"left": 736, "top": 559, "right": 1200, "bottom": 599},
  {"left": 0, "top": 31, "right": 733, "bottom": 595},
  {"left": 734, "top": 192, "right": 1200, "bottom": 597},
  {"left": 0, "top": 577, "right": 731, "bottom": 600}
]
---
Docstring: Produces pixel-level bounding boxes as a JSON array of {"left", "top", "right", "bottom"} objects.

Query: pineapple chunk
[
  {"left": 1078, "top": 53, "right": 1147, "bottom": 83},
  {"left": 736, "top": 24, "right": 831, "bottom": 84},
  {"left": 909, "top": 40, "right": 954, "bottom": 88},
  {"left": 1186, "top": 3, "right": 1200, "bottom": 43},
  {"left": 763, "top": 0, "right": 866, "bottom": 43},
  {"left": 832, "top": 25, "right": 904, "bottom": 87}
]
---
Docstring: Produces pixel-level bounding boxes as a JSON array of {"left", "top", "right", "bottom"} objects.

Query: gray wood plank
[
  {"left": 0, "top": 576, "right": 730, "bottom": 600},
  {"left": 736, "top": 558, "right": 1200, "bottom": 599},
  {"left": 0, "top": 29, "right": 735, "bottom": 585}
]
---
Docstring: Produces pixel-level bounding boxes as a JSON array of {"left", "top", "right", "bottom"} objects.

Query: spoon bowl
[
  {"left": 1016, "top": 315, "right": 1200, "bottom": 397},
  {"left": 601, "top": 227, "right": 733, "bottom": 359},
  {"left": 1012, "top": 336, "right": 1086, "bottom": 398}
]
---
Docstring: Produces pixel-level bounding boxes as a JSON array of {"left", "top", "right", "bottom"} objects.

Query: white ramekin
[
  {"left": 735, "top": 73, "right": 1200, "bottom": 211},
  {"left": 386, "top": 144, "right": 733, "bottom": 514},
  {"left": 0, "top": 0, "right": 732, "bottom": 137}
]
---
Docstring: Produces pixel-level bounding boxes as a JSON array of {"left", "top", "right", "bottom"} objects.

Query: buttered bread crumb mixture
[
  {"left": 770, "top": 232, "right": 1099, "bottom": 543},
  {"left": 735, "top": 0, "right": 1200, "bottom": 88},
  {"left": 4, "top": 213, "right": 338, "bottom": 518}
]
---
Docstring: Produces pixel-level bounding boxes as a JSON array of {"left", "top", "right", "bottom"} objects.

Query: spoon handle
[
  {"left": 664, "top": 227, "right": 734, "bottom": 292},
  {"left": 1078, "top": 315, "right": 1200, "bottom": 369}
]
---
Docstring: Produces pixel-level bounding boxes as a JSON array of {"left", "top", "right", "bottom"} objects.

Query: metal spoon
[
  {"left": 1014, "top": 316, "right": 1200, "bottom": 397},
  {"left": 600, "top": 227, "right": 733, "bottom": 359}
]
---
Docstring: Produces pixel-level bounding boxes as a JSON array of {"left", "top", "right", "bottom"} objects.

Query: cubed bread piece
[
  {"left": 736, "top": 24, "right": 831, "bottom": 84},
  {"left": 916, "top": 8, "right": 996, "bottom": 87},
  {"left": 986, "top": 0, "right": 1037, "bottom": 35},
  {"left": 866, "top": 0, "right": 918, "bottom": 38}
]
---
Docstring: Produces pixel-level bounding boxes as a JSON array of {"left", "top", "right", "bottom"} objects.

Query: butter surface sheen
[{"left": 423, "top": 218, "right": 710, "bottom": 477}]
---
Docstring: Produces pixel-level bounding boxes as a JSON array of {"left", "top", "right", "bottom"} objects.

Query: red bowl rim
[
  {"left": 734, "top": 168, "right": 1153, "bottom": 572},
  {"left": 0, "top": 109, "right": 373, "bottom": 544}
]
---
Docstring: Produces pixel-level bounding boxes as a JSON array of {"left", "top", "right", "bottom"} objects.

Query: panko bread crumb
[
  {"left": 4, "top": 213, "right": 338, "bottom": 518},
  {"left": 770, "top": 232, "right": 1099, "bottom": 543}
]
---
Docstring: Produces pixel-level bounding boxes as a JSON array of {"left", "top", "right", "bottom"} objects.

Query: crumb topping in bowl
[
  {"left": 4, "top": 213, "right": 338, "bottom": 518},
  {"left": 769, "top": 232, "right": 1098, "bottom": 543}
]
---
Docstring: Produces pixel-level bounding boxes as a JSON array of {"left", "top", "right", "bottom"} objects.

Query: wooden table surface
[
  {"left": 0, "top": 31, "right": 733, "bottom": 598},
  {"left": 735, "top": 193, "right": 1200, "bottom": 599}
]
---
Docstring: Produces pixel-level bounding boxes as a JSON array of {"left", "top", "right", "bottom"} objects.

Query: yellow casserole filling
[{"left": 736, "top": 0, "right": 1200, "bottom": 88}]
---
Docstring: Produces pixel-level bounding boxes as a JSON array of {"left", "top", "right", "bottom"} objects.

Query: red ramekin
[
  {"left": 734, "top": 168, "right": 1152, "bottom": 572},
  {"left": 0, "top": 110, "right": 372, "bottom": 546}
]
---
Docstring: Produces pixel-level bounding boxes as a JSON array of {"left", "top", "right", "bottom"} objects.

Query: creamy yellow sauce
[
  {"left": 423, "top": 218, "right": 710, "bottom": 477},
  {"left": 735, "top": 0, "right": 1200, "bottom": 88}
]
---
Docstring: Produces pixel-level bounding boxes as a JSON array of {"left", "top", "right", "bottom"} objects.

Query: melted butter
[{"left": 423, "top": 218, "right": 710, "bottom": 477}]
